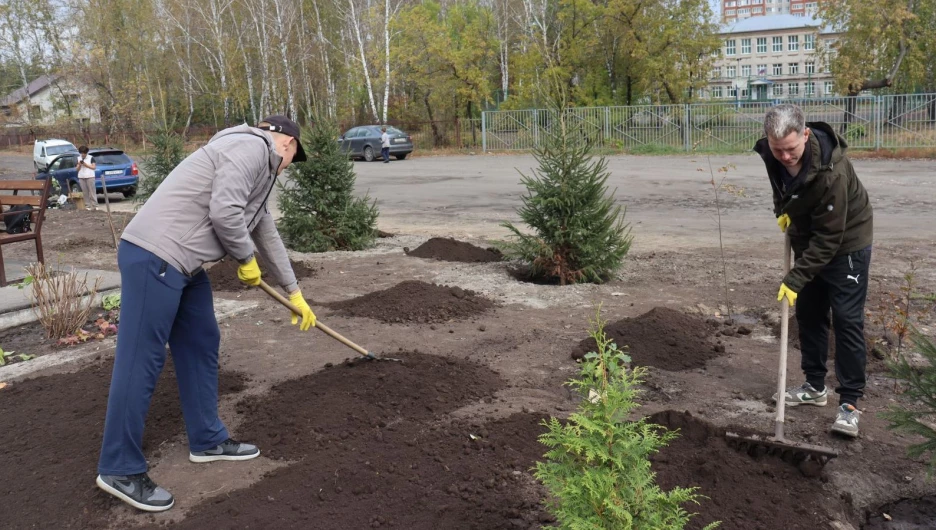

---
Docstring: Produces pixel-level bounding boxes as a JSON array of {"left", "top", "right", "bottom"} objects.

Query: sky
[{"left": 709, "top": 0, "right": 721, "bottom": 17}]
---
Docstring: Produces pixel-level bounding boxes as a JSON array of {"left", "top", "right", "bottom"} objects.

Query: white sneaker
[
  {"left": 831, "top": 404, "right": 861, "bottom": 438},
  {"left": 772, "top": 382, "right": 828, "bottom": 407}
]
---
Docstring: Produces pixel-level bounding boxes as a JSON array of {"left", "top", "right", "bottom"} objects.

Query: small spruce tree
[
  {"left": 135, "top": 128, "right": 185, "bottom": 206},
  {"left": 277, "top": 118, "right": 378, "bottom": 252},
  {"left": 883, "top": 331, "right": 936, "bottom": 475},
  {"left": 501, "top": 110, "right": 632, "bottom": 284},
  {"left": 534, "top": 310, "right": 718, "bottom": 530}
]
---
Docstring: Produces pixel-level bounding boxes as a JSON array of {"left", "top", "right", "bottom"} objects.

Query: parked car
[
  {"left": 35, "top": 148, "right": 139, "bottom": 198},
  {"left": 33, "top": 139, "right": 77, "bottom": 172},
  {"left": 338, "top": 125, "right": 413, "bottom": 161}
]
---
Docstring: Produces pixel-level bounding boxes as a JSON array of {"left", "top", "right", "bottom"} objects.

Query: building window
[
  {"left": 29, "top": 105, "right": 42, "bottom": 120},
  {"left": 725, "top": 1, "right": 736, "bottom": 5},
  {"left": 788, "top": 35, "right": 799, "bottom": 51},
  {"left": 824, "top": 81, "right": 834, "bottom": 96},
  {"left": 805, "top": 62, "right": 815, "bottom": 74},
  {"left": 726, "top": 39, "right": 736, "bottom": 56},
  {"left": 757, "top": 37, "right": 768, "bottom": 54},
  {"left": 738, "top": 7, "right": 750, "bottom": 14},
  {"left": 712, "top": 86, "right": 723, "bottom": 98},
  {"left": 728, "top": 86, "right": 738, "bottom": 98},
  {"left": 753, "top": 6, "right": 763, "bottom": 13},
  {"left": 727, "top": 65, "right": 737, "bottom": 78},
  {"left": 712, "top": 67, "right": 722, "bottom": 78},
  {"left": 726, "top": 8, "right": 736, "bottom": 15},
  {"left": 756, "top": 64, "right": 767, "bottom": 76},
  {"left": 742, "top": 64, "right": 752, "bottom": 77},
  {"left": 789, "top": 62, "right": 799, "bottom": 75},
  {"left": 804, "top": 33, "right": 815, "bottom": 51},
  {"left": 740, "top": 0, "right": 750, "bottom": 5},
  {"left": 772, "top": 36, "right": 783, "bottom": 52},
  {"left": 805, "top": 81, "right": 815, "bottom": 96},
  {"left": 773, "top": 63, "right": 783, "bottom": 76},
  {"left": 773, "top": 84, "right": 783, "bottom": 97},
  {"left": 741, "top": 38, "right": 751, "bottom": 54},
  {"left": 788, "top": 82, "right": 799, "bottom": 96},
  {"left": 741, "top": 88, "right": 750, "bottom": 99}
]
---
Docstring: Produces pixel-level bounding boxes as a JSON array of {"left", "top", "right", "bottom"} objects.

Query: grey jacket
[{"left": 122, "top": 124, "right": 298, "bottom": 292}]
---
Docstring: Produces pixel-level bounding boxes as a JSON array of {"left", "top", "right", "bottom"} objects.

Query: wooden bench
[{"left": 0, "top": 179, "right": 51, "bottom": 287}]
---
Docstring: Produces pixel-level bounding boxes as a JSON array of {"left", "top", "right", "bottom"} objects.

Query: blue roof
[{"left": 720, "top": 14, "right": 836, "bottom": 35}]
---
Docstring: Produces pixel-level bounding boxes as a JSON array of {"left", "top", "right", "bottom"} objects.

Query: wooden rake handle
[
  {"left": 775, "top": 235, "right": 793, "bottom": 441},
  {"left": 257, "top": 279, "right": 373, "bottom": 359}
]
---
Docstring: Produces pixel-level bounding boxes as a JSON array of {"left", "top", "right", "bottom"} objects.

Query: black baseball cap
[{"left": 258, "top": 115, "right": 307, "bottom": 163}]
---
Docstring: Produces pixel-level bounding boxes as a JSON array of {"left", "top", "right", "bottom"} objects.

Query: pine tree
[
  {"left": 884, "top": 331, "right": 936, "bottom": 475},
  {"left": 135, "top": 128, "right": 185, "bottom": 206},
  {"left": 277, "top": 118, "right": 378, "bottom": 252},
  {"left": 501, "top": 111, "right": 632, "bottom": 284},
  {"left": 534, "top": 311, "right": 719, "bottom": 529}
]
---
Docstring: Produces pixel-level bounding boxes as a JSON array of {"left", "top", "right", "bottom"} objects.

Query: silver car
[{"left": 338, "top": 125, "right": 413, "bottom": 161}]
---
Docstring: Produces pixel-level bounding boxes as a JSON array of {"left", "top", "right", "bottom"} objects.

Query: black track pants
[{"left": 795, "top": 246, "right": 872, "bottom": 406}]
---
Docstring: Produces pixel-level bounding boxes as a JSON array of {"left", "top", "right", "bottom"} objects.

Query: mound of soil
[
  {"left": 0, "top": 358, "right": 248, "bottom": 529},
  {"left": 207, "top": 257, "right": 318, "bottom": 292},
  {"left": 170, "top": 353, "right": 552, "bottom": 529},
  {"left": 329, "top": 280, "right": 495, "bottom": 323},
  {"left": 50, "top": 236, "right": 116, "bottom": 252},
  {"left": 571, "top": 307, "right": 722, "bottom": 371},
  {"left": 405, "top": 237, "right": 503, "bottom": 263},
  {"left": 650, "top": 410, "right": 831, "bottom": 530}
]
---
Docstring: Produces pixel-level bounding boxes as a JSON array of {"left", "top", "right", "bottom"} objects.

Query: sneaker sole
[
  {"left": 773, "top": 396, "right": 828, "bottom": 407},
  {"left": 95, "top": 476, "right": 174, "bottom": 513},
  {"left": 189, "top": 449, "right": 260, "bottom": 463},
  {"left": 831, "top": 424, "right": 859, "bottom": 438}
]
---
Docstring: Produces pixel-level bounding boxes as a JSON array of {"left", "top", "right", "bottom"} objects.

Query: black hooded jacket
[{"left": 754, "top": 121, "right": 873, "bottom": 292}]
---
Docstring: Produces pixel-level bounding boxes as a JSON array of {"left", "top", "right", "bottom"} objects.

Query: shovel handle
[
  {"left": 775, "top": 236, "right": 792, "bottom": 440},
  {"left": 257, "top": 279, "right": 372, "bottom": 358}
]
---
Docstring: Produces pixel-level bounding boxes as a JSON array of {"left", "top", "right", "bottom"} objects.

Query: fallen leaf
[
  {"left": 883, "top": 514, "right": 892, "bottom": 521},
  {"left": 0, "top": 382, "right": 7, "bottom": 390}
]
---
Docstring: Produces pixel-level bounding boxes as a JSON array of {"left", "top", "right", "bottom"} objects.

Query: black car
[{"left": 338, "top": 125, "right": 413, "bottom": 161}]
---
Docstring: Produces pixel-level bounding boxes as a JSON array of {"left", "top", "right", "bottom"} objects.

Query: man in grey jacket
[{"left": 96, "top": 116, "right": 315, "bottom": 512}]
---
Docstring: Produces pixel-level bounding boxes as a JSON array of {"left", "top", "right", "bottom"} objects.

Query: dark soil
[
  {"left": 404, "top": 237, "right": 503, "bottom": 263},
  {"left": 863, "top": 495, "right": 936, "bottom": 528},
  {"left": 328, "top": 280, "right": 495, "bottom": 324},
  {"left": 0, "top": 357, "right": 248, "bottom": 529},
  {"left": 206, "top": 256, "right": 319, "bottom": 292},
  {"left": 0, "top": 309, "right": 120, "bottom": 364},
  {"left": 161, "top": 353, "right": 553, "bottom": 530},
  {"left": 571, "top": 307, "right": 723, "bottom": 371},
  {"left": 50, "top": 235, "right": 118, "bottom": 252},
  {"left": 650, "top": 410, "right": 832, "bottom": 530}
]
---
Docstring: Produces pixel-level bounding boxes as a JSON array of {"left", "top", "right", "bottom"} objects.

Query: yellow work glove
[
  {"left": 777, "top": 283, "right": 798, "bottom": 307},
  {"left": 289, "top": 290, "right": 316, "bottom": 331},
  {"left": 236, "top": 256, "right": 262, "bottom": 286},
  {"left": 777, "top": 213, "right": 791, "bottom": 233}
]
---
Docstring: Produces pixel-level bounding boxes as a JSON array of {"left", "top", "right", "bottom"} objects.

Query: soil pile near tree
[
  {"left": 650, "top": 410, "right": 831, "bottom": 530},
  {"left": 207, "top": 257, "right": 319, "bottom": 292},
  {"left": 171, "top": 353, "right": 551, "bottom": 529},
  {"left": 329, "top": 280, "right": 495, "bottom": 323},
  {"left": 571, "top": 307, "right": 723, "bottom": 371},
  {"left": 405, "top": 237, "right": 503, "bottom": 263},
  {"left": 0, "top": 359, "right": 247, "bottom": 529}
]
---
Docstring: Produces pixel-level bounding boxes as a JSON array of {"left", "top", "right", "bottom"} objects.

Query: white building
[
  {"left": 0, "top": 75, "right": 101, "bottom": 128},
  {"left": 721, "top": 0, "right": 821, "bottom": 22},
  {"left": 704, "top": 15, "right": 840, "bottom": 102}
]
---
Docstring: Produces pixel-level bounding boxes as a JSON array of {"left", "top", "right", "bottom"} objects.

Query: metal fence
[{"left": 481, "top": 94, "right": 936, "bottom": 153}]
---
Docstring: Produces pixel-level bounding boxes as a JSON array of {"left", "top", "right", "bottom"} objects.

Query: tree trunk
[{"left": 349, "top": 0, "right": 381, "bottom": 122}]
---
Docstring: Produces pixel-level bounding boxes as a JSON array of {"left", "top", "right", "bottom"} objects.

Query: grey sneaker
[
  {"left": 831, "top": 404, "right": 861, "bottom": 438},
  {"left": 96, "top": 473, "right": 174, "bottom": 512},
  {"left": 189, "top": 438, "right": 260, "bottom": 463},
  {"left": 772, "top": 382, "right": 828, "bottom": 407}
]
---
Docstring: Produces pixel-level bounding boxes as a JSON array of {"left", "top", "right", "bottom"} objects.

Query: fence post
[
  {"left": 604, "top": 107, "right": 611, "bottom": 149},
  {"left": 874, "top": 96, "right": 883, "bottom": 150},
  {"left": 481, "top": 111, "right": 487, "bottom": 153},
  {"left": 533, "top": 110, "right": 539, "bottom": 149},
  {"left": 684, "top": 104, "right": 691, "bottom": 152}
]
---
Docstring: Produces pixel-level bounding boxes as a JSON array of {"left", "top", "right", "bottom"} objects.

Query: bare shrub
[{"left": 26, "top": 262, "right": 101, "bottom": 340}]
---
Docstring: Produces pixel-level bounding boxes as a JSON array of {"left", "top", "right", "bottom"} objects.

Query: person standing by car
[
  {"left": 76, "top": 145, "right": 97, "bottom": 210},
  {"left": 95, "top": 115, "right": 317, "bottom": 512},
  {"left": 756, "top": 104, "right": 873, "bottom": 438},
  {"left": 380, "top": 126, "right": 391, "bottom": 163}
]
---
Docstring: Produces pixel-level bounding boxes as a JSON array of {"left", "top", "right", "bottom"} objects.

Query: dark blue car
[{"left": 35, "top": 148, "right": 139, "bottom": 198}]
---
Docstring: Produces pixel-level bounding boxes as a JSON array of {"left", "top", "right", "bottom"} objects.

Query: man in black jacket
[{"left": 754, "top": 104, "right": 873, "bottom": 438}]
